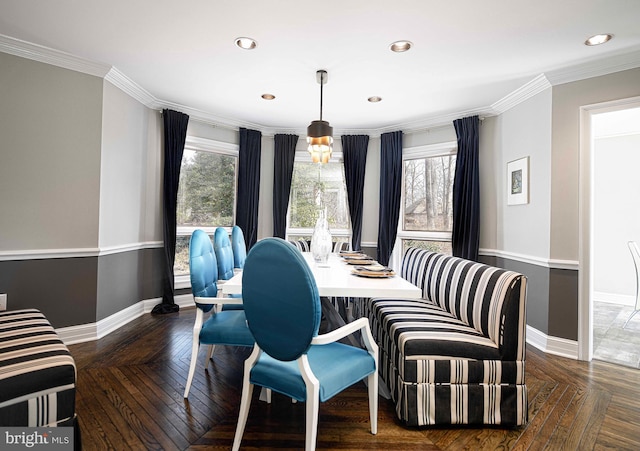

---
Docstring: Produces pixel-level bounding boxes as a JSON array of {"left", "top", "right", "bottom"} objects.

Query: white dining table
[
  {"left": 221, "top": 252, "right": 422, "bottom": 299},
  {"left": 221, "top": 251, "right": 420, "bottom": 401}
]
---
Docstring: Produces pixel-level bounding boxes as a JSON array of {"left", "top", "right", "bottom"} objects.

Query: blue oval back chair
[
  {"left": 232, "top": 237, "right": 378, "bottom": 451},
  {"left": 184, "top": 229, "right": 254, "bottom": 398},
  {"left": 214, "top": 227, "right": 235, "bottom": 281},
  {"left": 231, "top": 225, "right": 247, "bottom": 270},
  {"left": 213, "top": 227, "right": 243, "bottom": 310}
]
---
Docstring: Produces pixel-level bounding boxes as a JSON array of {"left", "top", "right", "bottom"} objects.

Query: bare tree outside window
[{"left": 403, "top": 155, "right": 456, "bottom": 232}]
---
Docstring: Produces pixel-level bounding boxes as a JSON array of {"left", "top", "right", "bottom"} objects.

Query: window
[
  {"left": 174, "top": 137, "right": 238, "bottom": 277},
  {"left": 287, "top": 153, "right": 349, "bottom": 242},
  {"left": 398, "top": 142, "right": 457, "bottom": 256}
]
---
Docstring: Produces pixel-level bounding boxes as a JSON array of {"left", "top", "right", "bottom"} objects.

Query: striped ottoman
[{"left": 0, "top": 309, "right": 77, "bottom": 428}]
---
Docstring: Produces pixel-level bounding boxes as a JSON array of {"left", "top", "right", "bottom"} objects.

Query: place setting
[
  {"left": 339, "top": 252, "right": 396, "bottom": 278},
  {"left": 350, "top": 262, "right": 396, "bottom": 278}
]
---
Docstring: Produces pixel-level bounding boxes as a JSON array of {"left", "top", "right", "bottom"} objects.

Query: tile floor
[{"left": 593, "top": 300, "right": 640, "bottom": 368}]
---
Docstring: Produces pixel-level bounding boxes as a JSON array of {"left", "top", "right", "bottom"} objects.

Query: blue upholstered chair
[
  {"left": 213, "top": 227, "right": 243, "bottom": 310},
  {"left": 231, "top": 225, "right": 247, "bottom": 270},
  {"left": 232, "top": 238, "right": 378, "bottom": 451},
  {"left": 213, "top": 227, "right": 235, "bottom": 281},
  {"left": 184, "top": 229, "right": 254, "bottom": 398}
]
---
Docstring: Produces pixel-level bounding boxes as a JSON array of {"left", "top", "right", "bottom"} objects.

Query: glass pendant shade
[
  {"left": 307, "top": 120, "right": 333, "bottom": 163},
  {"left": 307, "top": 70, "right": 333, "bottom": 163}
]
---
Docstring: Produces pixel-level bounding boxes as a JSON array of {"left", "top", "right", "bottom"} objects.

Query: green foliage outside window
[
  {"left": 177, "top": 150, "right": 236, "bottom": 227},
  {"left": 174, "top": 149, "right": 237, "bottom": 276}
]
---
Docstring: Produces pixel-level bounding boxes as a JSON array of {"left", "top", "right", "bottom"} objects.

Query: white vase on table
[{"left": 311, "top": 208, "right": 332, "bottom": 266}]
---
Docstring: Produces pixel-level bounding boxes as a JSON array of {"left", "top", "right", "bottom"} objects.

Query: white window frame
[
  {"left": 389, "top": 141, "right": 458, "bottom": 270},
  {"left": 286, "top": 150, "right": 351, "bottom": 242},
  {"left": 175, "top": 136, "right": 239, "bottom": 288}
]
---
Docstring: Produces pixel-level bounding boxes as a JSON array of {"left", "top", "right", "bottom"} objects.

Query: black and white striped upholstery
[
  {"left": 357, "top": 248, "right": 528, "bottom": 426},
  {"left": 0, "top": 309, "right": 77, "bottom": 428}
]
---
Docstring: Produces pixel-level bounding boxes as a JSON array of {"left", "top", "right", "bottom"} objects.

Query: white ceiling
[{"left": 1, "top": 0, "right": 639, "bottom": 134}]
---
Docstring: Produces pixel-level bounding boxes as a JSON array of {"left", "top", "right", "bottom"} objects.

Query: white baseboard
[
  {"left": 526, "top": 325, "right": 578, "bottom": 360},
  {"left": 593, "top": 291, "right": 635, "bottom": 307},
  {"left": 55, "top": 295, "right": 196, "bottom": 345}
]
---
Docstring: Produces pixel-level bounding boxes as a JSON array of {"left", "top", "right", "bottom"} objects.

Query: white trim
[
  {"left": 491, "top": 74, "right": 552, "bottom": 114},
  {"left": 0, "top": 241, "right": 164, "bottom": 261},
  {"left": 184, "top": 135, "right": 239, "bottom": 155},
  {"left": 0, "top": 33, "right": 111, "bottom": 78},
  {"left": 546, "top": 48, "right": 640, "bottom": 86},
  {"left": 526, "top": 325, "right": 578, "bottom": 360},
  {"left": 105, "top": 67, "right": 160, "bottom": 108},
  {"left": 403, "top": 141, "right": 457, "bottom": 160},
  {"left": 593, "top": 291, "right": 635, "bottom": 307},
  {"left": 98, "top": 241, "right": 163, "bottom": 256},
  {"left": 55, "top": 295, "right": 196, "bottom": 345},
  {"left": 579, "top": 96, "right": 640, "bottom": 361},
  {"left": 0, "top": 247, "right": 100, "bottom": 261},
  {"left": 479, "top": 248, "right": 579, "bottom": 270}
]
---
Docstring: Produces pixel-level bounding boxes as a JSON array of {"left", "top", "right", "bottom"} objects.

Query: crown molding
[
  {"left": 0, "top": 33, "right": 111, "bottom": 78},
  {"left": 491, "top": 74, "right": 552, "bottom": 114},
  {"left": 104, "top": 67, "right": 160, "bottom": 108},
  {"left": 2, "top": 33, "right": 639, "bottom": 136},
  {"left": 545, "top": 47, "right": 640, "bottom": 86}
]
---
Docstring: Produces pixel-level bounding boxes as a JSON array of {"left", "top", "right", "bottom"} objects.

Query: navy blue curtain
[
  {"left": 452, "top": 115, "right": 480, "bottom": 261},
  {"left": 377, "top": 131, "right": 403, "bottom": 266},
  {"left": 273, "top": 134, "right": 299, "bottom": 238},
  {"left": 342, "top": 135, "right": 369, "bottom": 251},
  {"left": 153, "top": 109, "right": 189, "bottom": 314},
  {"left": 237, "top": 128, "right": 262, "bottom": 249}
]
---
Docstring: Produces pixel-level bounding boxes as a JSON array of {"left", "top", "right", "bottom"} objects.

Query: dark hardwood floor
[{"left": 68, "top": 307, "right": 640, "bottom": 450}]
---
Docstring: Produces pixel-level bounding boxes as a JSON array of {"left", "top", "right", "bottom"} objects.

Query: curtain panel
[
  {"left": 237, "top": 128, "right": 262, "bottom": 249},
  {"left": 452, "top": 115, "right": 480, "bottom": 261},
  {"left": 341, "top": 135, "right": 369, "bottom": 251},
  {"left": 154, "top": 109, "right": 189, "bottom": 314},
  {"left": 377, "top": 131, "right": 403, "bottom": 266},
  {"left": 272, "top": 134, "right": 299, "bottom": 239}
]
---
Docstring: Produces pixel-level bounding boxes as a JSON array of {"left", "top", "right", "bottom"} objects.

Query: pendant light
[{"left": 307, "top": 70, "right": 333, "bottom": 164}]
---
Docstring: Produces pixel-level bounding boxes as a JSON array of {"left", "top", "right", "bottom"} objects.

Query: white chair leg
[
  {"left": 624, "top": 309, "right": 640, "bottom": 329},
  {"left": 204, "top": 344, "right": 215, "bottom": 370},
  {"left": 367, "top": 372, "right": 378, "bottom": 434},
  {"left": 304, "top": 387, "right": 320, "bottom": 451},
  {"left": 258, "top": 387, "right": 272, "bottom": 403},
  {"left": 233, "top": 346, "right": 261, "bottom": 451},
  {"left": 183, "top": 339, "right": 200, "bottom": 398},
  {"left": 232, "top": 382, "right": 254, "bottom": 451},
  {"left": 184, "top": 308, "right": 204, "bottom": 398}
]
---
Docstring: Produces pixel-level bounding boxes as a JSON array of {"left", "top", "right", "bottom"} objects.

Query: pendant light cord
[{"left": 319, "top": 71, "right": 324, "bottom": 121}]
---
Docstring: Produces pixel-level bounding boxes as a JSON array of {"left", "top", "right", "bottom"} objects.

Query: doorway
[{"left": 579, "top": 98, "right": 640, "bottom": 366}]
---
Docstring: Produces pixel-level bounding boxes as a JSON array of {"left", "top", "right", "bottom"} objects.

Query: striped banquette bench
[
  {"left": 356, "top": 248, "right": 528, "bottom": 427},
  {"left": 0, "top": 309, "right": 78, "bottom": 433}
]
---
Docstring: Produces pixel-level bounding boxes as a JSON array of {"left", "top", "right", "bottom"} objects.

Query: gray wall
[
  {"left": 0, "top": 52, "right": 165, "bottom": 327},
  {"left": 0, "top": 52, "right": 103, "bottom": 250},
  {"left": 96, "top": 81, "right": 164, "bottom": 320}
]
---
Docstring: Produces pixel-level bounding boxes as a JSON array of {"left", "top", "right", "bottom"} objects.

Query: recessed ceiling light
[
  {"left": 390, "top": 40, "right": 412, "bottom": 52},
  {"left": 584, "top": 34, "right": 613, "bottom": 46},
  {"left": 368, "top": 96, "right": 382, "bottom": 103},
  {"left": 261, "top": 94, "right": 275, "bottom": 100},
  {"left": 235, "top": 37, "right": 257, "bottom": 50}
]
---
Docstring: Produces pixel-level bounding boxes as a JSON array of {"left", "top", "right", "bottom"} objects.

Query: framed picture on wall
[{"left": 507, "top": 156, "right": 529, "bottom": 205}]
